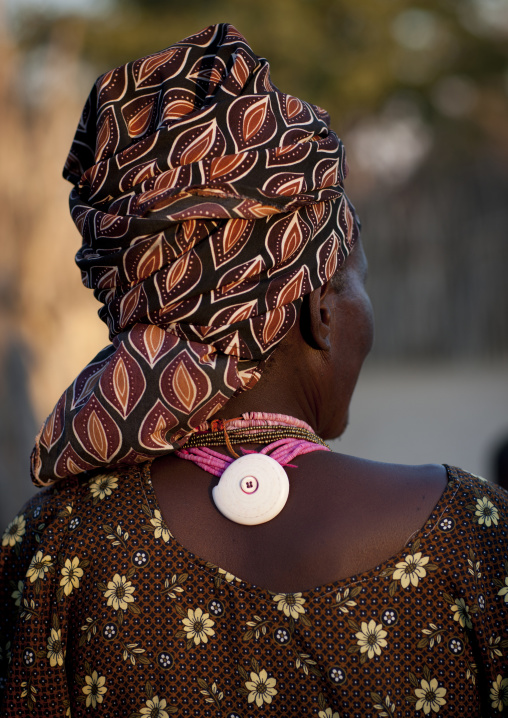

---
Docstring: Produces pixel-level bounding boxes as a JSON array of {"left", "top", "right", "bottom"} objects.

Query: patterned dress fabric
[
  {"left": 31, "top": 23, "right": 359, "bottom": 487},
  {"left": 1, "top": 465, "right": 507, "bottom": 716}
]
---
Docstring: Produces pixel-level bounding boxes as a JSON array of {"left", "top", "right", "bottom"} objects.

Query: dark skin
[{"left": 151, "top": 241, "right": 447, "bottom": 592}]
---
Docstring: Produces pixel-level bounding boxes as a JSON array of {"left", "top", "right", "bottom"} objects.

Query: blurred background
[{"left": 1, "top": 0, "right": 507, "bottom": 528}]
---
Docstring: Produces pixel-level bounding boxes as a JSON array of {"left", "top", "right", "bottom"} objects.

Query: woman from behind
[{"left": 1, "top": 23, "right": 507, "bottom": 717}]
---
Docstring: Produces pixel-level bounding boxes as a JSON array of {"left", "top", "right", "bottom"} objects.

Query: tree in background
[{"left": 14, "top": 0, "right": 508, "bottom": 161}]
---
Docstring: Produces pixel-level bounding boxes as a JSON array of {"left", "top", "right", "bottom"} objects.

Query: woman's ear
[{"left": 299, "top": 283, "right": 332, "bottom": 351}]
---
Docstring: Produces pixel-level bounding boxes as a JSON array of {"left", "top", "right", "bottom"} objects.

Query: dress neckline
[{"left": 140, "top": 461, "right": 460, "bottom": 597}]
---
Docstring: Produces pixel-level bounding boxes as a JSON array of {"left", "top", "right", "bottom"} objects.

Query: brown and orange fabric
[
  {"left": 1, "top": 465, "right": 508, "bottom": 716},
  {"left": 31, "top": 23, "right": 359, "bottom": 487}
]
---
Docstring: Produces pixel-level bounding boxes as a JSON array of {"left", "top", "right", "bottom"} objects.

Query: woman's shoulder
[
  {"left": 2, "top": 478, "right": 82, "bottom": 555},
  {"left": 318, "top": 451, "right": 506, "bottom": 518},
  {"left": 446, "top": 464, "right": 507, "bottom": 496},
  {"left": 442, "top": 465, "right": 508, "bottom": 534},
  {"left": 346, "top": 456, "right": 508, "bottom": 531},
  {"left": 294, "top": 453, "right": 507, "bottom": 582},
  {"left": 1, "top": 466, "right": 141, "bottom": 567},
  {"left": 300, "top": 451, "right": 450, "bottom": 535},
  {"left": 4, "top": 470, "right": 110, "bottom": 527}
]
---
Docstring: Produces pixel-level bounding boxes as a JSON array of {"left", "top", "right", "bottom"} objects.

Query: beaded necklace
[{"left": 175, "top": 413, "right": 331, "bottom": 525}]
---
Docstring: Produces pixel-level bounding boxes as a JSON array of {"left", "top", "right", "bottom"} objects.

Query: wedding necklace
[{"left": 175, "top": 412, "right": 330, "bottom": 525}]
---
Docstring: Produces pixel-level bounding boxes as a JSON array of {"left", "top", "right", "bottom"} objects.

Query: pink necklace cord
[
  {"left": 177, "top": 412, "right": 330, "bottom": 477},
  {"left": 175, "top": 438, "right": 330, "bottom": 478}
]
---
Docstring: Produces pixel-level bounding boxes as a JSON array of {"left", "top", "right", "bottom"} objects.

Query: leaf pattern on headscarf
[{"left": 31, "top": 23, "right": 359, "bottom": 486}]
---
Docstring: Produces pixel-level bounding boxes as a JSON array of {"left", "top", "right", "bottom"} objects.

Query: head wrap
[{"left": 31, "top": 23, "right": 359, "bottom": 486}]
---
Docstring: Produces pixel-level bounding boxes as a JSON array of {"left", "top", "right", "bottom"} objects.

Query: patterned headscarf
[{"left": 31, "top": 23, "right": 359, "bottom": 486}]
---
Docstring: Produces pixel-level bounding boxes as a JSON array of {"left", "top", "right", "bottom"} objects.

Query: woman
[{"left": 1, "top": 23, "right": 507, "bottom": 717}]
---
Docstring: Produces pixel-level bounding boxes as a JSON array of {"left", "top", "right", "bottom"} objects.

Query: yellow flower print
[
  {"left": 335, "top": 587, "right": 359, "bottom": 614},
  {"left": 414, "top": 677, "right": 446, "bottom": 714},
  {"left": 182, "top": 607, "right": 215, "bottom": 645},
  {"left": 11, "top": 580, "right": 24, "bottom": 607},
  {"left": 489, "top": 636, "right": 503, "bottom": 660},
  {"left": 47, "top": 627, "right": 64, "bottom": 667},
  {"left": 355, "top": 619, "right": 388, "bottom": 659},
  {"left": 20, "top": 681, "right": 36, "bottom": 699},
  {"left": 497, "top": 577, "right": 508, "bottom": 603},
  {"left": 318, "top": 708, "right": 340, "bottom": 718},
  {"left": 393, "top": 552, "right": 429, "bottom": 588},
  {"left": 89, "top": 474, "right": 118, "bottom": 501},
  {"left": 466, "top": 661, "right": 477, "bottom": 685},
  {"left": 475, "top": 496, "right": 499, "bottom": 527},
  {"left": 467, "top": 558, "right": 481, "bottom": 579},
  {"left": 273, "top": 592, "right": 306, "bottom": 620},
  {"left": 82, "top": 670, "right": 107, "bottom": 708},
  {"left": 60, "top": 557, "right": 84, "bottom": 596},
  {"left": 218, "top": 567, "right": 241, "bottom": 583},
  {"left": 2, "top": 514, "right": 26, "bottom": 547},
  {"left": 104, "top": 574, "right": 135, "bottom": 611},
  {"left": 245, "top": 669, "right": 277, "bottom": 707},
  {"left": 26, "top": 550, "right": 53, "bottom": 583},
  {"left": 371, "top": 693, "right": 396, "bottom": 716},
  {"left": 20, "top": 679, "right": 38, "bottom": 707},
  {"left": 450, "top": 597, "right": 472, "bottom": 629},
  {"left": 122, "top": 642, "right": 146, "bottom": 665},
  {"left": 200, "top": 681, "right": 224, "bottom": 705},
  {"left": 20, "top": 597, "right": 38, "bottom": 622},
  {"left": 140, "top": 695, "right": 169, "bottom": 718},
  {"left": 150, "top": 510, "right": 172, "bottom": 543},
  {"left": 490, "top": 675, "right": 508, "bottom": 712}
]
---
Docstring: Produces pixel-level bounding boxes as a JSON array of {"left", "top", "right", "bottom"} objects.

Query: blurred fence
[{"left": 358, "top": 157, "right": 508, "bottom": 360}]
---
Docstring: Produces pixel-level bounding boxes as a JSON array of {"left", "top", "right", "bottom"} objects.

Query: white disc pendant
[{"left": 212, "top": 454, "right": 290, "bottom": 525}]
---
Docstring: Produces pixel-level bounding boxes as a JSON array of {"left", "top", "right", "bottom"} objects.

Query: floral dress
[{"left": 1, "top": 464, "right": 507, "bottom": 717}]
